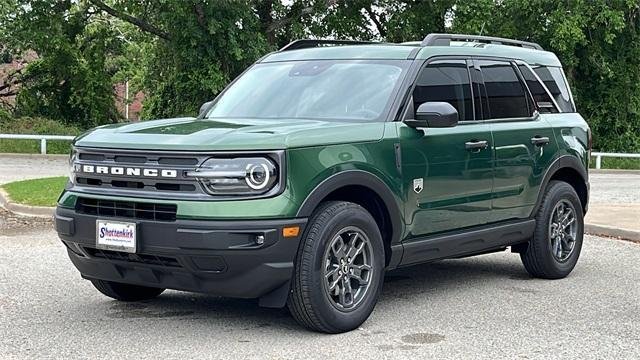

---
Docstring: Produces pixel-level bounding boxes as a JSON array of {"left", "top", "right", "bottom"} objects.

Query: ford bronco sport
[{"left": 56, "top": 34, "right": 590, "bottom": 333}]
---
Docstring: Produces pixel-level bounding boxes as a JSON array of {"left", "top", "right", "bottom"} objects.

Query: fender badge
[{"left": 413, "top": 178, "right": 423, "bottom": 194}]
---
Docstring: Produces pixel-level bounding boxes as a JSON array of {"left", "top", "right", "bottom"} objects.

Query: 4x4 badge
[{"left": 413, "top": 178, "right": 423, "bottom": 194}]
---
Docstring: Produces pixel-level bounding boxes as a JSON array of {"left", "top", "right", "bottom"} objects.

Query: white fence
[
  {"left": 0, "top": 134, "right": 76, "bottom": 154},
  {"left": 591, "top": 152, "right": 640, "bottom": 169}
]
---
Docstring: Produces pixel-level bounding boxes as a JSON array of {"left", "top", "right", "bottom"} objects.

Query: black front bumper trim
[{"left": 55, "top": 207, "right": 306, "bottom": 303}]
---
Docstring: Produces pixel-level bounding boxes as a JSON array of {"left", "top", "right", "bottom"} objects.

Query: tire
[
  {"left": 520, "top": 180, "right": 584, "bottom": 279},
  {"left": 287, "top": 201, "right": 385, "bottom": 333},
  {"left": 91, "top": 279, "right": 165, "bottom": 301}
]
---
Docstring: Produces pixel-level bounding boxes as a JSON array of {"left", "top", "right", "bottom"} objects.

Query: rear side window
[
  {"left": 413, "top": 60, "right": 474, "bottom": 121},
  {"left": 479, "top": 60, "right": 531, "bottom": 119},
  {"left": 518, "top": 65, "right": 559, "bottom": 114},
  {"left": 532, "top": 66, "right": 574, "bottom": 112}
]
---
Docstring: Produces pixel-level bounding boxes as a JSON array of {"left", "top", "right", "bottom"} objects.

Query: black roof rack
[
  {"left": 280, "top": 39, "right": 379, "bottom": 51},
  {"left": 421, "top": 33, "right": 543, "bottom": 50}
]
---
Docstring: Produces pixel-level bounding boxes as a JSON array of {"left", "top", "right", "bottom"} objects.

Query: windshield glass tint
[{"left": 206, "top": 60, "right": 407, "bottom": 121}]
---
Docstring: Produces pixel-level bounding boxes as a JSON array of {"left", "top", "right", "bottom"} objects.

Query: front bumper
[{"left": 55, "top": 206, "right": 306, "bottom": 304}]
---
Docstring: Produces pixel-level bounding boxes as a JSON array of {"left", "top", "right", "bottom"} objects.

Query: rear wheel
[
  {"left": 287, "top": 201, "right": 385, "bottom": 333},
  {"left": 520, "top": 180, "right": 584, "bottom": 279},
  {"left": 91, "top": 279, "right": 165, "bottom": 301}
]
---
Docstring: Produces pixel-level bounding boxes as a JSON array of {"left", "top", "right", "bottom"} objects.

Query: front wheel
[
  {"left": 287, "top": 201, "right": 385, "bottom": 333},
  {"left": 520, "top": 180, "right": 584, "bottom": 279}
]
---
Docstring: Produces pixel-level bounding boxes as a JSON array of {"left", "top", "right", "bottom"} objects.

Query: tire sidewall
[
  {"left": 305, "top": 204, "right": 385, "bottom": 331},
  {"left": 537, "top": 182, "right": 584, "bottom": 275}
]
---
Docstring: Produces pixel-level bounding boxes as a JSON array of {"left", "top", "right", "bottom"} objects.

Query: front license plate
[{"left": 96, "top": 220, "right": 136, "bottom": 253}]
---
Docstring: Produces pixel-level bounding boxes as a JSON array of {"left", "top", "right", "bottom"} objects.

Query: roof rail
[
  {"left": 421, "top": 33, "right": 543, "bottom": 50},
  {"left": 280, "top": 39, "right": 379, "bottom": 51}
]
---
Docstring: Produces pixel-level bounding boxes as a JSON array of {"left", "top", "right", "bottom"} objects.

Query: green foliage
[
  {"left": 451, "top": 0, "right": 640, "bottom": 153},
  {"left": 590, "top": 157, "right": 640, "bottom": 170},
  {"left": 1, "top": 1, "right": 122, "bottom": 127},
  {"left": 0, "top": 117, "right": 81, "bottom": 154},
  {"left": 2, "top": 176, "right": 68, "bottom": 207},
  {"left": 137, "top": 2, "right": 272, "bottom": 118},
  {"left": 0, "top": 0, "right": 638, "bottom": 153}
]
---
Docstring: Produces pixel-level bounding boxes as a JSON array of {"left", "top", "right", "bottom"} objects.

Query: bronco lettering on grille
[{"left": 76, "top": 164, "right": 178, "bottom": 178}]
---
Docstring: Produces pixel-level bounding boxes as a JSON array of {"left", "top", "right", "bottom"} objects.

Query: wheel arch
[
  {"left": 532, "top": 155, "right": 589, "bottom": 216},
  {"left": 296, "top": 170, "right": 404, "bottom": 268}
]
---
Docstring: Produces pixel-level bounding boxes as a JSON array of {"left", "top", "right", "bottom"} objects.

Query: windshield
[{"left": 205, "top": 60, "right": 408, "bottom": 122}]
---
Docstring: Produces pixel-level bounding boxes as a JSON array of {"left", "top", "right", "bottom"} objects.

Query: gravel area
[{"left": 0, "top": 206, "right": 52, "bottom": 236}]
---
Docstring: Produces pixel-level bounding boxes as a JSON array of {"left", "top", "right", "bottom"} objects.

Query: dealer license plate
[{"left": 96, "top": 220, "right": 137, "bottom": 253}]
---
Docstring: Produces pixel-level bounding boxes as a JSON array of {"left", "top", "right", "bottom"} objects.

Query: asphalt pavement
[
  {"left": 0, "top": 155, "right": 639, "bottom": 359},
  {"left": 0, "top": 213, "right": 638, "bottom": 359},
  {"left": 0, "top": 154, "right": 68, "bottom": 185}
]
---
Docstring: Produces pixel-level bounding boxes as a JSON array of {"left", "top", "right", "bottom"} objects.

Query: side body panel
[
  {"left": 398, "top": 122, "right": 494, "bottom": 237},
  {"left": 546, "top": 113, "right": 590, "bottom": 172},
  {"left": 287, "top": 122, "right": 404, "bottom": 227},
  {"left": 489, "top": 116, "right": 559, "bottom": 222}
]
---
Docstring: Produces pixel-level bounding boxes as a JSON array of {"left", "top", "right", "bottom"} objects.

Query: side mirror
[
  {"left": 405, "top": 102, "right": 459, "bottom": 129},
  {"left": 199, "top": 101, "right": 214, "bottom": 117}
]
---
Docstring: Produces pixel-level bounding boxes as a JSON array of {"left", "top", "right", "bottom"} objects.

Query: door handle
[
  {"left": 465, "top": 140, "right": 488, "bottom": 151},
  {"left": 531, "top": 136, "right": 550, "bottom": 146}
]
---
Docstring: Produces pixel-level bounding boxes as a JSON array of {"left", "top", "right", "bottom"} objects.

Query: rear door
[{"left": 476, "top": 59, "right": 558, "bottom": 222}]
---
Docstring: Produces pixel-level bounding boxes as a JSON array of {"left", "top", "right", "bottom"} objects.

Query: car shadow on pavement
[{"left": 91, "top": 255, "right": 532, "bottom": 332}]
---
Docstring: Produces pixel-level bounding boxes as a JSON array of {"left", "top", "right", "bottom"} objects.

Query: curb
[
  {"left": 0, "top": 188, "right": 54, "bottom": 218},
  {"left": 585, "top": 223, "right": 640, "bottom": 243},
  {"left": 590, "top": 169, "right": 640, "bottom": 175}
]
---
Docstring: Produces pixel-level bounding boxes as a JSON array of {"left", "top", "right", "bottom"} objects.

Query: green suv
[{"left": 55, "top": 34, "right": 590, "bottom": 333}]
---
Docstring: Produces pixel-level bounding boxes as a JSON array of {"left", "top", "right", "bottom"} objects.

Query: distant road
[
  {"left": 589, "top": 171, "right": 640, "bottom": 204},
  {"left": 0, "top": 154, "right": 68, "bottom": 184}
]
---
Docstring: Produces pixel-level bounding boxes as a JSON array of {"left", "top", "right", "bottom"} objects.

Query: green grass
[
  {"left": 589, "top": 156, "right": 640, "bottom": 170},
  {"left": 0, "top": 117, "right": 81, "bottom": 154},
  {"left": 1, "top": 176, "right": 68, "bottom": 207}
]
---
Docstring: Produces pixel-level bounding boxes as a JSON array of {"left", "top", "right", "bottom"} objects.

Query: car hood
[{"left": 74, "top": 117, "right": 386, "bottom": 151}]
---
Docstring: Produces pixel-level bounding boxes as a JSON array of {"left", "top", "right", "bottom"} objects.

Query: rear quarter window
[
  {"left": 532, "top": 66, "right": 575, "bottom": 113},
  {"left": 518, "top": 65, "right": 559, "bottom": 114}
]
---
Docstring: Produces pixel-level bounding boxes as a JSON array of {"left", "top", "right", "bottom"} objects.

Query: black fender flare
[
  {"left": 531, "top": 155, "right": 589, "bottom": 216},
  {"left": 296, "top": 170, "right": 404, "bottom": 247}
]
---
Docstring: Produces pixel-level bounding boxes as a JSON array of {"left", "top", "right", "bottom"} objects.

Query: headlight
[{"left": 186, "top": 157, "right": 278, "bottom": 195}]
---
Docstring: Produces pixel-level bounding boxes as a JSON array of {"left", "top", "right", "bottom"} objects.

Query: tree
[
  {"left": 85, "top": 0, "right": 339, "bottom": 118},
  {"left": 1, "top": 0, "right": 638, "bottom": 154},
  {"left": 452, "top": 0, "right": 640, "bottom": 152},
  {"left": 0, "top": 0, "right": 125, "bottom": 127}
]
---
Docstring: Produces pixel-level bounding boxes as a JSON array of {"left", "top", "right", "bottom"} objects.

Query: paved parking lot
[
  {"left": 1, "top": 155, "right": 639, "bottom": 359},
  {"left": 0, "top": 155, "right": 68, "bottom": 185},
  {"left": 0, "top": 213, "right": 638, "bottom": 359},
  {"left": 589, "top": 171, "right": 640, "bottom": 205}
]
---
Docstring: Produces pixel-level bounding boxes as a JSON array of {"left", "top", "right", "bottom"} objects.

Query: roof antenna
[{"left": 479, "top": 22, "right": 486, "bottom": 37}]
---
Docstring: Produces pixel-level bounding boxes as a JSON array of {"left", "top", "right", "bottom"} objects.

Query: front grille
[
  {"left": 73, "top": 148, "right": 207, "bottom": 198},
  {"left": 84, "top": 247, "right": 181, "bottom": 268},
  {"left": 76, "top": 197, "right": 177, "bottom": 222}
]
